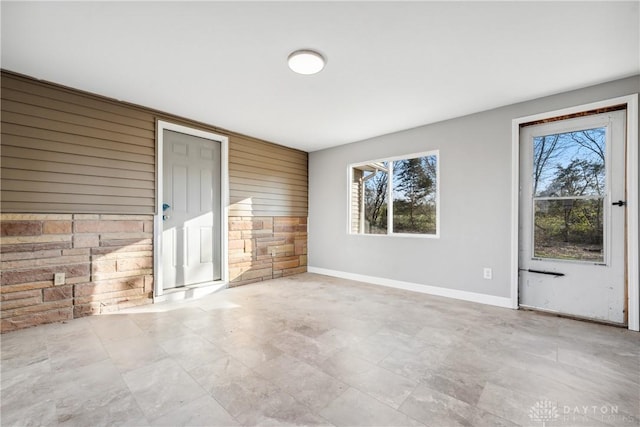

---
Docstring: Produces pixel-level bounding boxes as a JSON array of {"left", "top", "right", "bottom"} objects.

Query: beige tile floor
[{"left": 1, "top": 273, "right": 639, "bottom": 427}]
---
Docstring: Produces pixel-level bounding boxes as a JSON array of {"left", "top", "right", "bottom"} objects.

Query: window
[
  {"left": 532, "top": 127, "right": 606, "bottom": 262},
  {"left": 350, "top": 151, "right": 439, "bottom": 236}
]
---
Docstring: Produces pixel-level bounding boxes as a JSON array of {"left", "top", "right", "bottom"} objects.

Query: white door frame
[
  {"left": 154, "top": 120, "right": 229, "bottom": 299},
  {"left": 510, "top": 94, "right": 639, "bottom": 331}
]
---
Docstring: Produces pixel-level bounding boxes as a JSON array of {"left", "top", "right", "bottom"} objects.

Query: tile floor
[{"left": 1, "top": 273, "right": 639, "bottom": 427}]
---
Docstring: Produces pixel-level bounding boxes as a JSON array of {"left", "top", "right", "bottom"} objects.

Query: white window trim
[
  {"left": 347, "top": 150, "right": 440, "bottom": 238},
  {"left": 511, "top": 94, "right": 639, "bottom": 331},
  {"left": 154, "top": 120, "right": 230, "bottom": 300}
]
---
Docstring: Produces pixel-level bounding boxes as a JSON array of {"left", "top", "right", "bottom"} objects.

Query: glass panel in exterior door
[
  {"left": 534, "top": 198, "right": 604, "bottom": 262},
  {"left": 532, "top": 127, "right": 606, "bottom": 263}
]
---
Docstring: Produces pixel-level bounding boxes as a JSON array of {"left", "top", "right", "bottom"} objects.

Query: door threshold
[
  {"left": 155, "top": 281, "right": 227, "bottom": 303},
  {"left": 519, "top": 305, "right": 627, "bottom": 328}
]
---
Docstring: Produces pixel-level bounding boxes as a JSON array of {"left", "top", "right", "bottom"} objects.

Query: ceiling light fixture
[{"left": 287, "top": 49, "right": 326, "bottom": 75}]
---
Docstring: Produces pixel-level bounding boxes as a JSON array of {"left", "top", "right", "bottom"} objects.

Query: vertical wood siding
[{"left": 0, "top": 71, "right": 308, "bottom": 218}]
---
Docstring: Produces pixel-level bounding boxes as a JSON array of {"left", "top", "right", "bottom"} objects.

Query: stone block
[
  {"left": 1, "top": 307, "right": 73, "bottom": 332},
  {"left": 228, "top": 231, "right": 242, "bottom": 240},
  {"left": 255, "top": 236, "right": 281, "bottom": 243},
  {"left": 74, "top": 287, "right": 144, "bottom": 305},
  {"left": 74, "top": 234, "right": 99, "bottom": 248},
  {"left": 267, "top": 244, "right": 294, "bottom": 256},
  {"left": 99, "top": 232, "right": 151, "bottom": 241},
  {"left": 0, "top": 263, "right": 90, "bottom": 286},
  {"left": 273, "top": 234, "right": 295, "bottom": 244},
  {"left": 228, "top": 239, "right": 245, "bottom": 250},
  {"left": 294, "top": 240, "right": 307, "bottom": 255},
  {"left": 241, "top": 229, "right": 272, "bottom": 239},
  {"left": 1, "top": 221, "right": 42, "bottom": 237},
  {"left": 1, "top": 299, "right": 72, "bottom": 319},
  {"left": 43, "top": 285, "right": 73, "bottom": 302},
  {"left": 92, "top": 260, "right": 117, "bottom": 274},
  {"left": 274, "top": 224, "right": 296, "bottom": 233},
  {"left": 0, "top": 289, "right": 42, "bottom": 301},
  {"left": 0, "top": 249, "right": 62, "bottom": 261},
  {"left": 283, "top": 266, "right": 307, "bottom": 277},
  {"left": 228, "top": 267, "right": 248, "bottom": 282},
  {"left": 91, "top": 245, "right": 152, "bottom": 256},
  {"left": 1, "top": 255, "right": 88, "bottom": 270},
  {"left": 116, "top": 257, "right": 152, "bottom": 271},
  {"left": 91, "top": 269, "right": 152, "bottom": 281},
  {"left": 43, "top": 221, "right": 72, "bottom": 234},
  {"left": 0, "top": 296, "right": 43, "bottom": 311},
  {"left": 66, "top": 276, "right": 90, "bottom": 285},
  {"left": 73, "top": 303, "right": 98, "bottom": 318},
  {"left": 228, "top": 277, "right": 263, "bottom": 287},
  {"left": 228, "top": 253, "right": 253, "bottom": 265},
  {"left": 229, "top": 220, "right": 263, "bottom": 231},
  {"left": 273, "top": 258, "right": 300, "bottom": 271},
  {"left": 241, "top": 267, "right": 272, "bottom": 281},
  {"left": 1, "top": 234, "right": 70, "bottom": 245},
  {"left": 74, "top": 277, "right": 144, "bottom": 297},
  {"left": 62, "top": 248, "right": 90, "bottom": 256},
  {"left": 74, "top": 220, "right": 143, "bottom": 233},
  {"left": 274, "top": 217, "right": 300, "bottom": 226},
  {"left": 0, "top": 241, "right": 71, "bottom": 253},
  {"left": 0, "top": 281, "right": 52, "bottom": 294},
  {"left": 144, "top": 275, "right": 154, "bottom": 293}
]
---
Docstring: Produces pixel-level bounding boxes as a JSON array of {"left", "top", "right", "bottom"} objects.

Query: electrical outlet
[
  {"left": 483, "top": 268, "right": 492, "bottom": 280},
  {"left": 54, "top": 272, "right": 65, "bottom": 286}
]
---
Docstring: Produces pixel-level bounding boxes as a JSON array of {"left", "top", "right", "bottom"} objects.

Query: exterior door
[
  {"left": 519, "top": 110, "right": 627, "bottom": 324},
  {"left": 163, "top": 129, "right": 221, "bottom": 289}
]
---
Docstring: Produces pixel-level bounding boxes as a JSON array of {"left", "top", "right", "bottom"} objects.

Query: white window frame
[{"left": 347, "top": 150, "right": 440, "bottom": 238}]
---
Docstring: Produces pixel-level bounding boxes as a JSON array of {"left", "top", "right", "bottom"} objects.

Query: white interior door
[
  {"left": 519, "top": 110, "right": 627, "bottom": 324},
  {"left": 163, "top": 129, "right": 221, "bottom": 289}
]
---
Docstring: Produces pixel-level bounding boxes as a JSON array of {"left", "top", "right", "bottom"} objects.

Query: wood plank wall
[
  {"left": 0, "top": 71, "right": 308, "bottom": 218},
  {"left": 229, "top": 135, "right": 308, "bottom": 217}
]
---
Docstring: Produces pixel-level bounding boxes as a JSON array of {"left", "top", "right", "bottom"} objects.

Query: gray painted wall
[{"left": 308, "top": 75, "right": 639, "bottom": 298}]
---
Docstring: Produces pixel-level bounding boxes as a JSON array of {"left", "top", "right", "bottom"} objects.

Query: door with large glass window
[{"left": 519, "top": 110, "right": 626, "bottom": 324}]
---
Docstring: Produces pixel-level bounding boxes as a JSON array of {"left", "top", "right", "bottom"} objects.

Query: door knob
[{"left": 612, "top": 200, "right": 627, "bottom": 207}]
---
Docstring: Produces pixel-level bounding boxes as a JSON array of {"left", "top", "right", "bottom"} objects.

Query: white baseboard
[{"left": 307, "top": 266, "right": 515, "bottom": 309}]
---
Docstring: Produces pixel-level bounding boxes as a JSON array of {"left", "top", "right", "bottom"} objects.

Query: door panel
[
  {"left": 519, "top": 111, "right": 626, "bottom": 324},
  {"left": 163, "top": 130, "right": 221, "bottom": 289}
]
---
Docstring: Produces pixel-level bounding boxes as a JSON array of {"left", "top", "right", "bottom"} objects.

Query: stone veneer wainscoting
[
  {"left": 1, "top": 214, "right": 308, "bottom": 331},
  {"left": 228, "top": 216, "right": 307, "bottom": 286},
  {"left": 1, "top": 214, "right": 154, "bottom": 332}
]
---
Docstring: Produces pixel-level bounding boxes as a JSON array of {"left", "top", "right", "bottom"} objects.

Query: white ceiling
[{"left": 2, "top": 1, "right": 639, "bottom": 152}]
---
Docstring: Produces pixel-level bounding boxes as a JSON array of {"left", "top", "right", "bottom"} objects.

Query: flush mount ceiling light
[{"left": 287, "top": 49, "right": 326, "bottom": 75}]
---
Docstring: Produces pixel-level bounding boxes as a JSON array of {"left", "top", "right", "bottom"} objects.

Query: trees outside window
[
  {"left": 350, "top": 152, "right": 438, "bottom": 236},
  {"left": 532, "top": 127, "right": 606, "bottom": 262}
]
